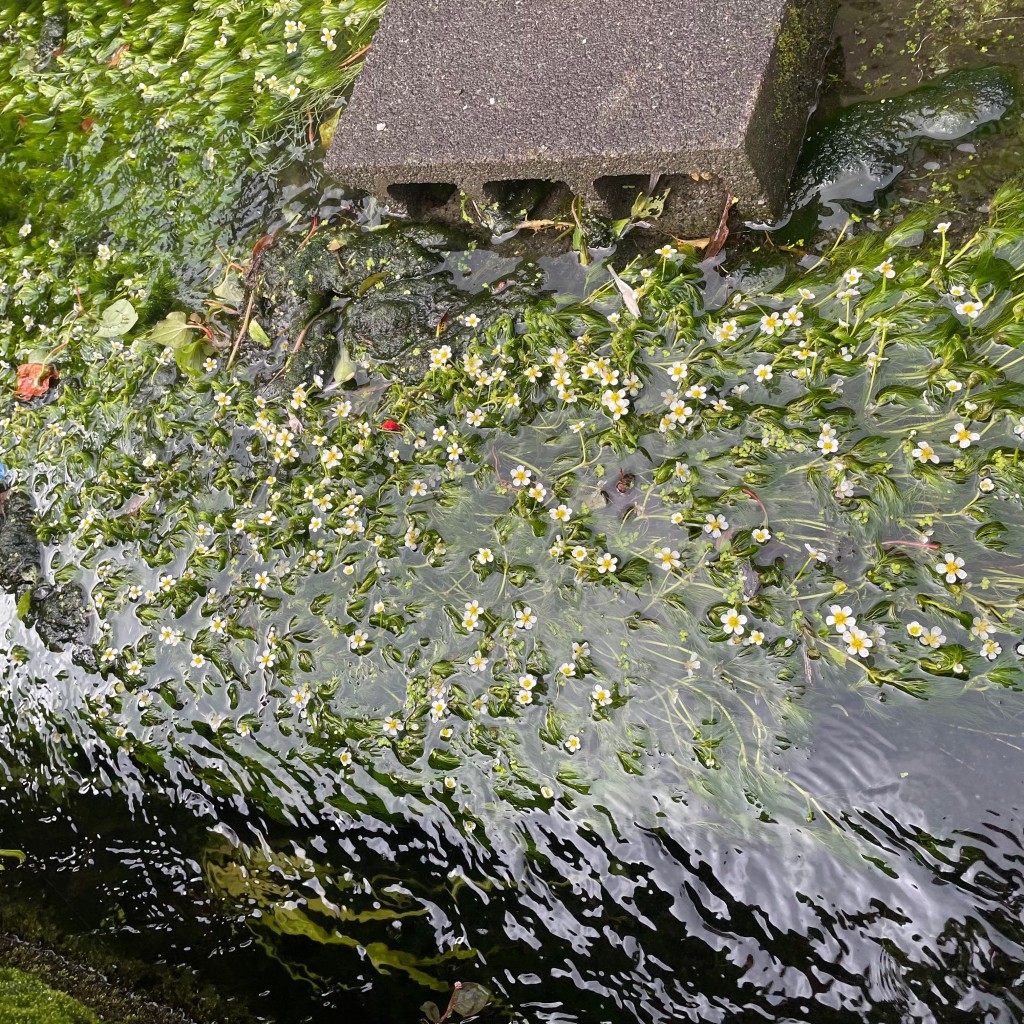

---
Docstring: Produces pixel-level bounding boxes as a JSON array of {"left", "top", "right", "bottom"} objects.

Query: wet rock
[
  {"left": 341, "top": 275, "right": 464, "bottom": 367},
  {"left": 36, "top": 14, "right": 66, "bottom": 70},
  {"left": 0, "top": 491, "right": 42, "bottom": 595},
  {"left": 23, "top": 582, "right": 95, "bottom": 671},
  {"left": 250, "top": 218, "right": 560, "bottom": 390},
  {"left": 787, "top": 65, "right": 1017, "bottom": 224},
  {"left": 0, "top": 491, "right": 92, "bottom": 665}
]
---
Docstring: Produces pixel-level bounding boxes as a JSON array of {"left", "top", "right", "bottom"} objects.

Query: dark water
[
  {"left": 3, "top": 686, "right": 1023, "bottom": 1022},
  {"left": 3, "top": 3, "right": 1024, "bottom": 1023}
]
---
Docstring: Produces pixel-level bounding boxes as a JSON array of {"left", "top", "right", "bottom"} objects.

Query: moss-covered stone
[{"left": 0, "top": 968, "right": 99, "bottom": 1024}]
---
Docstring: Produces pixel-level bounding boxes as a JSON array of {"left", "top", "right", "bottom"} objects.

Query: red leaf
[
  {"left": 15, "top": 363, "right": 59, "bottom": 401},
  {"left": 81, "top": 117, "right": 96, "bottom": 133},
  {"left": 380, "top": 419, "right": 402, "bottom": 432}
]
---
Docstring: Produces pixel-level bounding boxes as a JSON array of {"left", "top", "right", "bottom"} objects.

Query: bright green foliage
[
  {"left": 0, "top": 0, "right": 381, "bottom": 320},
  {"left": 0, "top": 968, "right": 100, "bottom": 1024}
]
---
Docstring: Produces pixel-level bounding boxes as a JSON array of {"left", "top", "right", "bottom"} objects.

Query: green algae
[
  {"left": 0, "top": 968, "right": 99, "bottom": 1024},
  {"left": 781, "top": 64, "right": 1018, "bottom": 235}
]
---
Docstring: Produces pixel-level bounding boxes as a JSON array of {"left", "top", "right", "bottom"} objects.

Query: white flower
[
  {"left": 826, "top": 605, "right": 855, "bottom": 633},
  {"left": 720, "top": 607, "right": 747, "bottom": 635},
  {"left": 514, "top": 606, "right": 538, "bottom": 630},
  {"left": 980, "top": 639, "right": 1002, "bottom": 661},
  {"left": 656, "top": 546, "right": 681, "bottom": 571},
  {"left": 843, "top": 627, "right": 873, "bottom": 658},
  {"left": 935, "top": 552, "right": 966, "bottom": 584},
  {"left": 704, "top": 513, "right": 728, "bottom": 538},
  {"left": 382, "top": 716, "right": 404, "bottom": 738},
  {"left": 949, "top": 422, "right": 979, "bottom": 448},
  {"left": 955, "top": 299, "right": 983, "bottom": 320}
]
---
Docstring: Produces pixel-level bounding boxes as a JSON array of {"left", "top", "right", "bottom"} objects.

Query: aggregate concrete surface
[{"left": 327, "top": 0, "right": 835, "bottom": 231}]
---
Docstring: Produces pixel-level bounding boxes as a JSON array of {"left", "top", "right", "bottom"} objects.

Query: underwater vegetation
[
  {"left": 4, "top": 181, "right": 1024, "bottom": 837},
  {"left": 2, "top": 1, "right": 1024, "bottom": 1019},
  {"left": 2, "top": 0, "right": 1024, "bottom": 843}
]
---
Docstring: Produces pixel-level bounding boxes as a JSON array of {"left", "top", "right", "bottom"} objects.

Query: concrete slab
[{"left": 326, "top": 0, "right": 836, "bottom": 233}]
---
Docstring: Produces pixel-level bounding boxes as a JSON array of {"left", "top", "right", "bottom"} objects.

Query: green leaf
[
  {"left": 319, "top": 109, "right": 341, "bottom": 149},
  {"left": 175, "top": 338, "right": 210, "bottom": 376},
  {"left": 248, "top": 320, "right": 272, "bottom": 347},
  {"left": 213, "top": 272, "right": 244, "bottom": 306},
  {"left": 148, "top": 311, "right": 192, "bottom": 350},
  {"left": 420, "top": 1002, "right": 441, "bottom": 1023},
  {"left": 333, "top": 343, "right": 356, "bottom": 384},
  {"left": 97, "top": 298, "right": 138, "bottom": 337},
  {"left": 451, "top": 982, "right": 490, "bottom": 1017}
]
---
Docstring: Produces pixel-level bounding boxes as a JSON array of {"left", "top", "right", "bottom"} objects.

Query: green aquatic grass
[{"left": 0, "top": 0, "right": 381, "bottom": 317}]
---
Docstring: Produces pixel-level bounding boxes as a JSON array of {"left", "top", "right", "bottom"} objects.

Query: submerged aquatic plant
[
  {"left": 0, "top": 0, "right": 382, "bottom": 316},
  {"left": 3, "top": 0, "right": 1024, "bottom": 850},
  {"left": 3, "top": 180, "right": 1024, "bottom": 838}
]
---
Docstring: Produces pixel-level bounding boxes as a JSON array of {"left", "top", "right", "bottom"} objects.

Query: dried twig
[{"left": 226, "top": 290, "right": 255, "bottom": 371}]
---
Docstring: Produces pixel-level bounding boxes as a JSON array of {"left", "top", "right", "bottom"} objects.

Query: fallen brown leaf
[{"left": 704, "top": 193, "right": 735, "bottom": 260}]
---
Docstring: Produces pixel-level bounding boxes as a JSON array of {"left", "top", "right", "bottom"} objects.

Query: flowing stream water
[{"left": 2, "top": 1, "right": 1024, "bottom": 1022}]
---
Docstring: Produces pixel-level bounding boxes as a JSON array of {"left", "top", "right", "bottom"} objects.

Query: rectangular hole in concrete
[
  {"left": 593, "top": 175, "right": 656, "bottom": 219},
  {"left": 386, "top": 182, "right": 458, "bottom": 218},
  {"left": 482, "top": 179, "right": 563, "bottom": 219}
]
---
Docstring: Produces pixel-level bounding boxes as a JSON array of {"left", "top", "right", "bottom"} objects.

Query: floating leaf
[
  {"left": 420, "top": 1001, "right": 441, "bottom": 1023},
  {"left": 319, "top": 109, "right": 341, "bottom": 148},
  {"left": 148, "top": 311, "right": 192, "bottom": 350},
  {"left": 96, "top": 297, "right": 138, "bottom": 337},
  {"left": 608, "top": 266, "right": 640, "bottom": 318},
  {"left": 333, "top": 343, "right": 356, "bottom": 383},
  {"left": 15, "top": 362, "right": 58, "bottom": 400},
  {"left": 248, "top": 320, "right": 272, "bottom": 348},
  {"left": 450, "top": 982, "right": 490, "bottom": 1017},
  {"left": 213, "top": 272, "right": 244, "bottom": 306}
]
